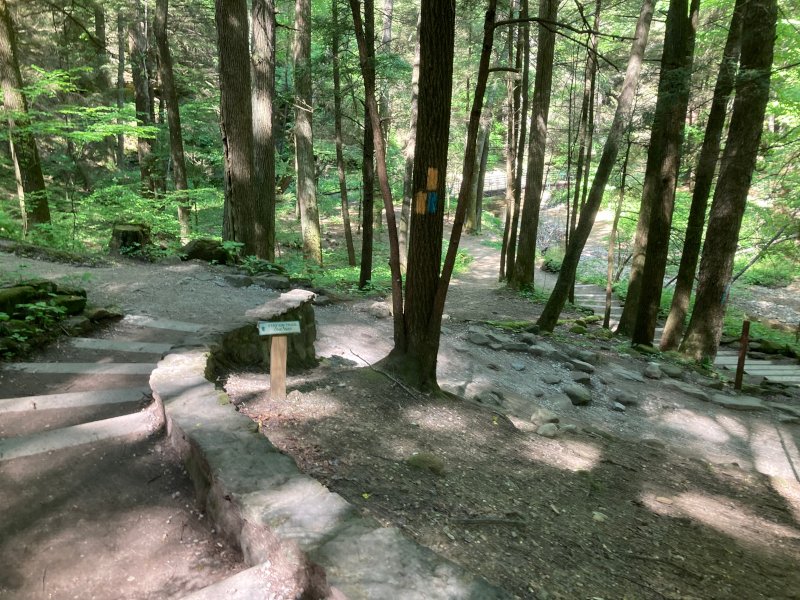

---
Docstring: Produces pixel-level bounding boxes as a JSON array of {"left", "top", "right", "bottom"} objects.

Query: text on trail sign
[{"left": 258, "top": 321, "right": 301, "bottom": 336}]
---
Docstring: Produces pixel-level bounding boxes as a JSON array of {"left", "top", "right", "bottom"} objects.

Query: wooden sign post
[{"left": 258, "top": 321, "right": 301, "bottom": 401}]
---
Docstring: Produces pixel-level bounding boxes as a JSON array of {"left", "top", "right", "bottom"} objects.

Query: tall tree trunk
[
  {"left": 537, "top": 0, "right": 654, "bottom": 331},
  {"left": 349, "top": 0, "right": 404, "bottom": 344},
  {"left": 0, "top": 0, "right": 50, "bottom": 232},
  {"left": 499, "top": 0, "right": 520, "bottom": 280},
  {"left": 511, "top": 0, "right": 558, "bottom": 288},
  {"left": 399, "top": 9, "right": 421, "bottom": 272},
  {"left": 129, "top": 2, "right": 155, "bottom": 197},
  {"left": 154, "top": 0, "right": 191, "bottom": 243},
  {"left": 660, "top": 0, "right": 744, "bottom": 350},
  {"left": 252, "top": 0, "right": 277, "bottom": 259},
  {"left": 332, "top": 0, "right": 356, "bottom": 266},
  {"left": 116, "top": 10, "right": 125, "bottom": 168},
  {"left": 293, "top": 0, "right": 322, "bottom": 264},
  {"left": 382, "top": 0, "right": 457, "bottom": 390},
  {"left": 215, "top": 0, "right": 260, "bottom": 256},
  {"left": 475, "top": 119, "right": 491, "bottom": 233},
  {"left": 358, "top": 0, "right": 376, "bottom": 288},
  {"left": 631, "top": 0, "right": 700, "bottom": 346},
  {"left": 680, "top": 0, "right": 777, "bottom": 362},
  {"left": 379, "top": 0, "right": 392, "bottom": 147},
  {"left": 505, "top": 0, "right": 529, "bottom": 281},
  {"left": 604, "top": 132, "right": 632, "bottom": 328}
]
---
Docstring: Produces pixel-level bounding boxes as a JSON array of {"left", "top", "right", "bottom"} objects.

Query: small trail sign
[
  {"left": 257, "top": 320, "right": 301, "bottom": 401},
  {"left": 258, "top": 321, "right": 301, "bottom": 336}
]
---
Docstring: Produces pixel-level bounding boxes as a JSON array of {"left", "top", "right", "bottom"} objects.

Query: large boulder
[{"left": 180, "top": 238, "right": 230, "bottom": 265}]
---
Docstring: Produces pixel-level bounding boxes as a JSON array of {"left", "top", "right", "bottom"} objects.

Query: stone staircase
[
  {"left": 1, "top": 307, "right": 509, "bottom": 598},
  {"left": 571, "top": 282, "right": 800, "bottom": 387}
]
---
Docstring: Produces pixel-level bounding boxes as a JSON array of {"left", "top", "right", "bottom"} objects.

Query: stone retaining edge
[{"left": 149, "top": 339, "right": 511, "bottom": 599}]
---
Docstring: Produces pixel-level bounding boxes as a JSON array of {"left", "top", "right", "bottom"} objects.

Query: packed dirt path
[{"left": 2, "top": 231, "right": 800, "bottom": 598}]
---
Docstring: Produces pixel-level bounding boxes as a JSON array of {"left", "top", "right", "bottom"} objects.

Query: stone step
[
  {"left": 122, "top": 314, "right": 206, "bottom": 333},
  {"left": 0, "top": 409, "right": 159, "bottom": 462},
  {"left": 69, "top": 337, "right": 172, "bottom": 354},
  {"left": 3, "top": 362, "right": 155, "bottom": 375},
  {"left": 0, "top": 387, "right": 148, "bottom": 414},
  {"left": 763, "top": 375, "right": 800, "bottom": 385}
]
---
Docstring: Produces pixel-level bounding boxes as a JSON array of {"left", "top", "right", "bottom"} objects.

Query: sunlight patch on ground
[
  {"left": 749, "top": 421, "right": 800, "bottom": 481},
  {"left": 402, "top": 405, "right": 472, "bottom": 433},
  {"left": 641, "top": 491, "right": 800, "bottom": 552},
  {"left": 518, "top": 437, "right": 601, "bottom": 472},
  {"left": 657, "top": 409, "right": 732, "bottom": 445}
]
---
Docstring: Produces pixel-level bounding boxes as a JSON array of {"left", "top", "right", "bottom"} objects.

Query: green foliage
[{"left": 541, "top": 246, "right": 564, "bottom": 273}]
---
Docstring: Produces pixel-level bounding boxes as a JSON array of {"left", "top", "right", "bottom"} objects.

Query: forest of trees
[{"left": 0, "top": 0, "right": 797, "bottom": 389}]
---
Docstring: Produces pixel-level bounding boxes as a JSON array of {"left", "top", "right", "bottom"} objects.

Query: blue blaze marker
[{"left": 427, "top": 191, "right": 438, "bottom": 214}]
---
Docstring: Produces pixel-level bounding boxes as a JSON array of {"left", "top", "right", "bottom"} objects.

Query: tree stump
[{"left": 109, "top": 224, "right": 151, "bottom": 256}]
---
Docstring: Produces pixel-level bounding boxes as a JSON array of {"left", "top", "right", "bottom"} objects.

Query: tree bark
[
  {"left": 604, "top": 132, "right": 632, "bottom": 329},
  {"left": 349, "top": 0, "right": 405, "bottom": 345},
  {"left": 382, "top": 0, "right": 457, "bottom": 389},
  {"left": 659, "top": 0, "right": 744, "bottom": 350},
  {"left": 116, "top": 10, "right": 125, "bottom": 168},
  {"left": 399, "top": 9, "right": 421, "bottom": 272},
  {"left": 293, "top": 0, "right": 322, "bottom": 265},
  {"left": 0, "top": 0, "right": 50, "bottom": 232},
  {"left": 511, "top": 0, "right": 558, "bottom": 288},
  {"left": 215, "top": 0, "right": 260, "bottom": 256},
  {"left": 631, "top": 0, "right": 700, "bottom": 346},
  {"left": 129, "top": 2, "right": 155, "bottom": 197},
  {"left": 499, "top": 1, "right": 519, "bottom": 280},
  {"left": 359, "top": 0, "right": 376, "bottom": 288},
  {"left": 154, "top": 0, "right": 191, "bottom": 243},
  {"left": 537, "top": 0, "right": 654, "bottom": 331},
  {"left": 252, "top": 0, "right": 277, "bottom": 260},
  {"left": 680, "top": 0, "right": 777, "bottom": 362},
  {"left": 332, "top": 0, "right": 356, "bottom": 266}
]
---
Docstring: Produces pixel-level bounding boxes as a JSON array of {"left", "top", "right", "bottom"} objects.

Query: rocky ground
[{"left": 2, "top": 230, "right": 799, "bottom": 599}]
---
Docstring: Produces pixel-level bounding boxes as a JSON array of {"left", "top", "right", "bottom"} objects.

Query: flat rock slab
[
  {"left": 711, "top": 394, "right": 766, "bottom": 411},
  {"left": 0, "top": 410, "right": 157, "bottom": 461},
  {"left": 0, "top": 387, "right": 148, "bottom": 414},
  {"left": 70, "top": 337, "right": 172, "bottom": 354},
  {"left": 664, "top": 380, "right": 710, "bottom": 402},
  {"left": 123, "top": 314, "right": 207, "bottom": 332},
  {"left": 3, "top": 362, "right": 154, "bottom": 375},
  {"left": 245, "top": 289, "right": 315, "bottom": 321},
  {"left": 767, "top": 402, "right": 800, "bottom": 418}
]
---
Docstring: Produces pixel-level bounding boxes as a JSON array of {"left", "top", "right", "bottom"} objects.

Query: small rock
[
  {"left": 467, "top": 331, "right": 491, "bottom": 346},
  {"left": 84, "top": 306, "right": 123, "bottom": 321},
  {"left": 563, "top": 383, "right": 591, "bottom": 406},
  {"left": 486, "top": 331, "right": 513, "bottom": 345},
  {"left": 644, "top": 363, "right": 662, "bottom": 379},
  {"left": 511, "top": 361, "right": 526, "bottom": 371},
  {"left": 659, "top": 363, "right": 683, "bottom": 379},
  {"left": 778, "top": 415, "right": 799, "bottom": 424},
  {"left": 519, "top": 333, "right": 537, "bottom": 344},
  {"left": 536, "top": 423, "right": 559, "bottom": 438},
  {"left": 560, "top": 423, "right": 578, "bottom": 434},
  {"left": 255, "top": 274, "right": 291, "bottom": 290},
  {"left": 612, "top": 402, "right": 626, "bottom": 412},
  {"left": 711, "top": 393, "right": 766, "bottom": 411},
  {"left": 632, "top": 343, "right": 659, "bottom": 355},
  {"left": 487, "top": 363, "right": 500, "bottom": 371},
  {"left": 224, "top": 274, "right": 254, "bottom": 288},
  {"left": 570, "top": 359, "right": 595, "bottom": 374},
  {"left": 503, "top": 342, "right": 530, "bottom": 352},
  {"left": 489, "top": 342, "right": 504, "bottom": 351},
  {"left": 569, "top": 325, "right": 588, "bottom": 334},
  {"left": 531, "top": 408, "right": 559, "bottom": 425},
  {"left": 313, "top": 295, "right": 331, "bottom": 307},
  {"left": 614, "top": 391, "right": 639, "bottom": 406},
  {"left": 571, "top": 372, "right": 592, "bottom": 386},
  {"left": 655, "top": 496, "right": 673, "bottom": 505},
  {"left": 476, "top": 391, "right": 503, "bottom": 406},
  {"left": 406, "top": 452, "right": 446, "bottom": 475},
  {"left": 574, "top": 318, "right": 587, "bottom": 327},
  {"left": 541, "top": 374, "right": 562, "bottom": 385},
  {"left": 609, "top": 365, "right": 646, "bottom": 383},
  {"left": 592, "top": 511, "right": 608, "bottom": 523},
  {"left": 665, "top": 380, "right": 709, "bottom": 401},
  {"left": 367, "top": 302, "right": 392, "bottom": 319}
]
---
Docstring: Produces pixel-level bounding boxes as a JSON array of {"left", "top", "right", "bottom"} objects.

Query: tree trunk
[
  {"left": 293, "top": 0, "right": 322, "bottom": 265},
  {"left": 332, "top": 0, "right": 356, "bottom": 266},
  {"left": 358, "top": 0, "right": 376, "bottom": 288},
  {"left": 475, "top": 121, "right": 491, "bottom": 234},
  {"left": 0, "top": 0, "right": 50, "bottom": 232},
  {"left": 505, "top": 0, "right": 529, "bottom": 281},
  {"left": 604, "top": 132, "right": 632, "bottom": 328},
  {"left": 399, "top": 9, "right": 421, "bottom": 272},
  {"left": 382, "top": 0, "right": 457, "bottom": 390},
  {"left": 537, "top": 0, "right": 655, "bottom": 331},
  {"left": 129, "top": 3, "right": 155, "bottom": 197},
  {"left": 659, "top": 0, "right": 744, "bottom": 350},
  {"left": 511, "top": 0, "right": 558, "bottom": 288},
  {"left": 379, "top": 0, "right": 392, "bottom": 147},
  {"left": 680, "top": 0, "right": 777, "bottom": 362},
  {"left": 499, "top": 1, "right": 520, "bottom": 280},
  {"left": 349, "top": 0, "right": 405, "bottom": 344},
  {"left": 631, "top": 0, "right": 700, "bottom": 346},
  {"left": 154, "top": 0, "right": 191, "bottom": 244},
  {"left": 252, "top": 0, "right": 277, "bottom": 260},
  {"left": 215, "top": 0, "right": 260, "bottom": 256},
  {"left": 116, "top": 10, "right": 125, "bottom": 168}
]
